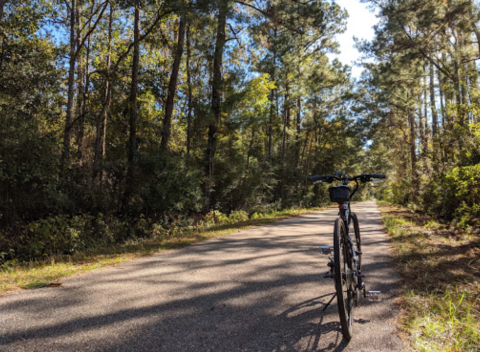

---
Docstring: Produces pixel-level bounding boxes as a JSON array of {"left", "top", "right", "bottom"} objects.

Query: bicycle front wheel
[{"left": 333, "top": 218, "right": 354, "bottom": 341}]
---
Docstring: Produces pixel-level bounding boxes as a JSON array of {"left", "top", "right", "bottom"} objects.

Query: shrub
[
  {"left": 0, "top": 213, "right": 152, "bottom": 263},
  {"left": 250, "top": 212, "right": 264, "bottom": 220},
  {"left": 228, "top": 210, "right": 249, "bottom": 223},
  {"left": 204, "top": 210, "right": 228, "bottom": 225},
  {"left": 423, "top": 163, "right": 480, "bottom": 226}
]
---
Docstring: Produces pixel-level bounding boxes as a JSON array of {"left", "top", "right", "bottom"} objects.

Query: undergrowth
[
  {"left": 379, "top": 201, "right": 480, "bottom": 352},
  {"left": 0, "top": 206, "right": 323, "bottom": 295}
]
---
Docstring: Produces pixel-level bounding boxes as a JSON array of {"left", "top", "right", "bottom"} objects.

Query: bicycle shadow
[{"left": 272, "top": 294, "right": 350, "bottom": 352}]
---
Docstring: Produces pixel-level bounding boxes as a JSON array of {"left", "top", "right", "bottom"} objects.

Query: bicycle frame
[{"left": 339, "top": 201, "right": 361, "bottom": 295}]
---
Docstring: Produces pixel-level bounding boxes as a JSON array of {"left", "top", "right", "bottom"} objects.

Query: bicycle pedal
[
  {"left": 319, "top": 246, "right": 333, "bottom": 255},
  {"left": 355, "top": 250, "right": 363, "bottom": 255},
  {"left": 366, "top": 291, "right": 382, "bottom": 302},
  {"left": 323, "top": 272, "right": 333, "bottom": 279}
]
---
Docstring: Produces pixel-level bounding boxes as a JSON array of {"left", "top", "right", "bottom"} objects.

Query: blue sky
[{"left": 328, "top": 0, "right": 378, "bottom": 78}]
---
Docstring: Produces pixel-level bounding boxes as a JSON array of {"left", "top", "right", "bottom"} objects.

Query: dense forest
[
  {"left": 1, "top": 0, "right": 479, "bottom": 262},
  {"left": 360, "top": 0, "right": 480, "bottom": 228}
]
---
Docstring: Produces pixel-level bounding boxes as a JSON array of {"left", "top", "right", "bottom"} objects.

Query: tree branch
[
  {"left": 227, "top": 23, "right": 242, "bottom": 45},
  {"left": 74, "top": 0, "right": 109, "bottom": 59},
  {"left": 235, "top": 1, "right": 269, "bottom": 17},
  {"left": 79, "top": 0, "right": 106, "bottom": 33},
  {"left": 113, "top": 8, "right": 174, "bottom": 73},
  {"left": 396, "top": 16, "right": 452, "bottom": 80}
]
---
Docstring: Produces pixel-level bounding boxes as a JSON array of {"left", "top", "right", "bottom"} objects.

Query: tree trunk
[
  {"left": 93, "top": 4, "right": 113, "bottom": 181},
  {"left": 0, "top": 0, "right": 7, "bottom": 20},
  {"left": 205, "top": 2, "right": 227, "bottom": 209},
  {"left": 268, "top": 27, "right": 277, "bottom": 161},
  {"left": 76, "top": 3, "right": 92, "bottom": 162},
  {"left": 407, "top": 103, "right": 417, "bottom": 199},
  {"left": 124, "top": 6, "right": 140, "bottom": 206},
  {"left": 161, "top": 15, "right": 186, "bottom": 150},
  {"left": 186, "top": 24, "right": 193, "bottom": 157},
  {"left": 454, "top": 61, "right": 464, "bottom": 127},
  {"left": 295, "top": 97, "right": 301, "bottom": 166},
  {"left": 439, "top": 73, "right": 446, "bottom": 128},
  {"left": 429, "top": 63, "right": 438, "bottom": 137},
  {"left": 75, "top": 5, "right": 85, "bottom": 159},
  {"left": 282, "top": 81, "right": 289, "bottom": 165},
  {"left": 421, "top": 74, "right": 428, "bottom": 156},
  {"left": 63, "top": 0, "right": 77, "bottom": 162}
]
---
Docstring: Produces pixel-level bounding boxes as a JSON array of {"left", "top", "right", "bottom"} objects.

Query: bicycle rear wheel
[
  {"left": 333, "top": 218, "right": 354, "bottom": 341},
  {"left": 351, "top": 212, "right": 361, "bottom": 270}
]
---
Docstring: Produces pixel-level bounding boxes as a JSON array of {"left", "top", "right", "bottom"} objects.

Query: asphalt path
[{"left": 0, "top": 201, "right": 403, "bottom": 352}]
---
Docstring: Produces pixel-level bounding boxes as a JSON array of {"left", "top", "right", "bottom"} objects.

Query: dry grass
[
  {"left": 378, "top": 202, "right": 480, "bottom": 352},
  {"left": 0, "top": 207, "right": 324, "bottom": 296}
]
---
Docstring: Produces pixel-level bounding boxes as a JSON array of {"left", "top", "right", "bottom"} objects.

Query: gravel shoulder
[{"left": 0, "top": 201, "right": 403, "bottom": 352}]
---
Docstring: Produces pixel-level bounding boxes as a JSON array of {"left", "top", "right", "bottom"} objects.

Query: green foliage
[
  {"left": 422, "top": 163, "right": 480, "bottom": 227},
  {"left": 136, "top": 153, "right": 203, "bottom": 214},
  {"left": 0, "top": 0, "right": 356, "bottom": 264},
  {"left": 228, "top": 210, "right": 249, "bottom": 222},
  {"left": 204, "top": 210, "right": 228, "bottom": 225}
]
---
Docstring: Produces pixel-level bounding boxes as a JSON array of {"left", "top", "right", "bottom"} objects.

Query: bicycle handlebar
[
  {"left": 309, "top": 172, "right": 385, "bottom": 202},
  {"left": 308, "top": 175, "right": 334, "bottom": 182},
  {"left": 363, "top": 173, "right": 385, "bottom": 179},
  {"left": 308, "top": 173, "right": 386, "bottom": 183}
]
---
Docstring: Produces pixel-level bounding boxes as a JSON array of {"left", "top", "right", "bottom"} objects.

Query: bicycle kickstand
[{"left": 322, "top": 293, "right": 336, "bottom": 311}]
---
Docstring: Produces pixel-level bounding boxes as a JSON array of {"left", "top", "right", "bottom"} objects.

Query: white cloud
[{"left": 327, "top": 0, "right": 378, "bottom": 77}]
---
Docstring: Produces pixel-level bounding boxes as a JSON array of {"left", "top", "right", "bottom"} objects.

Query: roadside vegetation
[
  {"left": 378, "top": 201, "right": 480, "bottom": 352},
  {"left": 1, "top": 1, "right": 364, "bottom": 271},
  {"left": 0, "top": 206, "right": 324, "bottom": 295},
  {"left": 362, "top": 3, "right": 480, "bottom": 348}
]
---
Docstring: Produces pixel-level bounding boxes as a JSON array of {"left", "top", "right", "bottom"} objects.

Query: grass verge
[
  {"left": 378, "top": 201, "right": 480, "bottom": 352},
  {"left": 0, "top": 207, "right": 325, "bottom": 295}
]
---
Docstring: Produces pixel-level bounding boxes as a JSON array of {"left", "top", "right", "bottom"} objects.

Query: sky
[{"left": 328, "top": 0, "right": 379, "bottom": 78}]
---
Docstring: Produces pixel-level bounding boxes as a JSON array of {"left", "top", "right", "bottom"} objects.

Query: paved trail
[{"left": 0, "top": 201, "right": 403, "bottom": 352}]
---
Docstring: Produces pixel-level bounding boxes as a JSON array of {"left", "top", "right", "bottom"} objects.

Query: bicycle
[{"left": 309, "top": 171, "right": 385, "bottom": 341}]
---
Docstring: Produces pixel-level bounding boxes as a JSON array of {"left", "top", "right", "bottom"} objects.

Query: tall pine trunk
[
  {"left": 161, "top": 15, "right": 186, "bottom": 150},
  {"left": 282, "top": 81, "right": 289, "bottom": 165},
  {"left": 295, "top": 97, "right": 301, "bottom": 166},
  {"left": 429, "top": 63, "right": 438, "bottom": 137},
  {"left": 93, "top": 4, "right": 113, "bottom": 181},
  {"left": 205, "top": 3, "right": 226, "bottom": 210},
  {"left": 124, "top": 6, "right": 140, "bottom": 206},
  {"left": 0, "top": 0, "right": 6, "bottom": 20},
  {"left": 63, "top": 0, "right": 77, "bottom": 162},
  {"left": 268, "top": 27, "right": 277, "bottom": 161},
  {"left": 76, "top": 3, "right": 92, "bottom": 162},
  {"left": 186, "top": 24, "right": 193, "bottom": 157},
  {"left": 407, "top": 101, "right": 417, "bottom": 199}
]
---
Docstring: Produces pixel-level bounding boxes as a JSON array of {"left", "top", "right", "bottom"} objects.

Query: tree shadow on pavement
[{"left": 0, "top": 205, "right": 394, "bottom": 352}]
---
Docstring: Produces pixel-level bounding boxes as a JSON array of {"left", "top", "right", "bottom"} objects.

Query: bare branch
[
  {"left": 63, "top": 0, "right": 72, "bottom": 14},
  {"left": 74, "top": 0, "right": 109, "bottom": 59},
  {"left": 80, "top": 0, "right": 106, "bottom": 33},
  {"left": 227, "top": 23, "right": 242, "bottom": 45}
]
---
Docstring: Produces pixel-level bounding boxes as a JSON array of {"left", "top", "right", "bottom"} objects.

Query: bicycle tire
[
  {"left": 333, "top": 218, "right": 354, "bottom": 341},
  {"left": 351, "top": 212, "right": 361, "bottom": 270}
]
